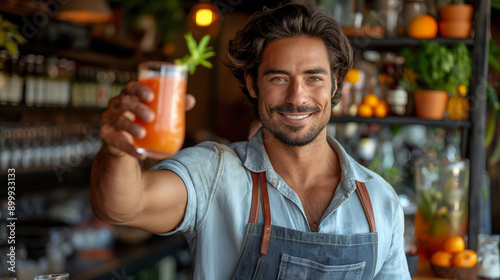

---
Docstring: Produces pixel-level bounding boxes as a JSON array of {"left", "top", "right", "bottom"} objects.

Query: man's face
[{"left": 245, "top": 36, "right": 337, "bottom": 146}]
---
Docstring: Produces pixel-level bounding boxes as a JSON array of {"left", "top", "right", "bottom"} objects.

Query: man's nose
[{"left": 285, "top": 79, "right": 307, "bottom": 106}]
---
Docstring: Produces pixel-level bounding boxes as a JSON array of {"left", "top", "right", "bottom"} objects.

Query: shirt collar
[{"left": 243, "top": 128, "right": 373, "bottom": 189}]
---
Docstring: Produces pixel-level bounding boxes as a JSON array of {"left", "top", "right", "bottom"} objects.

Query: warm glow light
[{"left": 195, "top": 9, "right": 213, "bottom": 27}]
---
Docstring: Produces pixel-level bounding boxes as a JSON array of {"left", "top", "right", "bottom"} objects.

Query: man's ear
[
  {"left": 244, "top": 71, "right": 257, "bottom": 98},
  {"left": 332, "top": 74, "right": 338, "bottom": 97}
]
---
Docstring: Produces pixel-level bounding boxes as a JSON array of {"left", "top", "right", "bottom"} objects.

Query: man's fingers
[
  {"left": 108, "top": 95, "right": 155, "bottom": 123},
  {"left": 100, "top": 122, "right": 146, "bottom": 160},
  {"left": 186, "top": 94, "right": 196, "bottom": 111},
  {"left": 124, "top": 81, "right": 154, "bottom": 102}
]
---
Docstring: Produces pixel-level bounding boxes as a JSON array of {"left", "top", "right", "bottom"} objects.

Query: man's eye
[
  {"left": 271, "top": 77, "right": 286, "bottom": 82},
  {"left": 309, "top": 76, "right": 323, "bottom": 82}
]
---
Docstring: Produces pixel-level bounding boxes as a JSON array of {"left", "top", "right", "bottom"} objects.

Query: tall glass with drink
[{"left": 134, "top": 62, "right": 188, "bottom": 160}]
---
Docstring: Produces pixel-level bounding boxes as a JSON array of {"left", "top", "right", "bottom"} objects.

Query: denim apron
[{"left": 230, "top": 172, "right": 378, "bottom": 280}]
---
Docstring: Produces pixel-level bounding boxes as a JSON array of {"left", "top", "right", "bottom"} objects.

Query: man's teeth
[{"left": 285, "top": 114, "right": 309, "bottom": 120}]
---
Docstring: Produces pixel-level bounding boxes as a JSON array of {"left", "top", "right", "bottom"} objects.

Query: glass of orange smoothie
[{"left": 134, "top": 61, "right": 188, "bottom": 159}]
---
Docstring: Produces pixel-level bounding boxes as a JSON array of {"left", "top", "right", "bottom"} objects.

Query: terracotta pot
[
  {"left": 439, "top": 4, "right": 474, "bottom": 21},
  {"left": 439, "top": 20, "right": 472, "bottom": 38},
  {"left": 413, "top": 90, "right": 449, "bottom": 120}
]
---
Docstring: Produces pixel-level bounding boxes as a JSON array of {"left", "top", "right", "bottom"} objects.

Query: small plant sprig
[
  {"left": 0, "top": 15, "right": 25, "bottom": 68},
  {"left": 174, "top": 33, "right": 215, "bottom": 75}
]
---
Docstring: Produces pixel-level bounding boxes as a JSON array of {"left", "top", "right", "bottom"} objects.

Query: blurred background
[{"left": 0, "top": 0, "right": 499, "bottom": 278}]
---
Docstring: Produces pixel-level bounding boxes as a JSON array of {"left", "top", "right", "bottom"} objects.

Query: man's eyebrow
[
  {"left": 263, "top": 68, "right": 329, "bottom": 75},
  {"left": 304, "top": 68, "right": 329, "bottom": 75},
  {"left": 263, "top": 69, "right": 289, "bottom": 76}
]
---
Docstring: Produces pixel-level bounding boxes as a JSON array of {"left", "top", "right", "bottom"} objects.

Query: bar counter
[{"left": 66, "top": 233, "right": 188, "bottom": 280}]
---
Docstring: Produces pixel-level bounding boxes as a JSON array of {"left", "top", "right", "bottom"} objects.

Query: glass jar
[
  {"left": 414, "top": 158, "right": 469, "bottom": 259},
  {"left": 477, "top": 234, "right": 500, "bottom": 280},
  {"left": 404, "top": 0, "right": 428, "bottom": 31}
]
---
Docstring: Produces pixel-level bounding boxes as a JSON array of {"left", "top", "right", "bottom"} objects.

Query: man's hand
[{"left": 99, "top": 81, "right": 196, "bottom": 160}]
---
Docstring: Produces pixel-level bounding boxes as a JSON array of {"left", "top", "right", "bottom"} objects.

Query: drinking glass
[
  {"left": 134, "top": 62, "right": 188, "bottom": 159},
  {"left": 34, "top": 273, "right": 69, "bottom": 280}
]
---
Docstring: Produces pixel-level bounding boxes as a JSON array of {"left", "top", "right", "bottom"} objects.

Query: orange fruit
[
  {"left": 431, "top": 250, "right": 453, "bottom": 267},
  {"left": 374, "top": 100, "right": 388, "bottom": 118},
  {"left": 443, "top": 236, "right": 466, "bottom": 254},
  {"left": 447, "top": 96, "right": 469, "bottom": 120},
  {"left": 357, "top": 103, "right": 373, "bottom": 118},
  {"left": 452, "top": 249, "right": 478, "bottom": 267},
  {"left": 407, "top": 15, "right": 438, "bottom": 39},
  {"left": 346, "top": 68, "right": 361, "bottom": 84},
  {"left": 363, "top": 93, "right": 379, "bottom": 108}
]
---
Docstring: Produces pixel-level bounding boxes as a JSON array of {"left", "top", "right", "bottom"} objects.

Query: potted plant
[
  {"left": 0, "top": 15, "right": 25, "bottom": 65},
  {"left": 399, "top": 42, "right": 472, "bottom": 120},
  {"left": 439, "top": 0, "right": 474, "bottom": 38}
]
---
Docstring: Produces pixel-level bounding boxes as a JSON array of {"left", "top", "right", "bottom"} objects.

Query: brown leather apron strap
[
  {"left": 260, "top": 172, "right": 271, "bottom": 255},
  {"left": 355, "top": 181, "right": 376, "bottom": 233},
  {"left": 249, "top": 173, "right": 260, "bottom": 223}
]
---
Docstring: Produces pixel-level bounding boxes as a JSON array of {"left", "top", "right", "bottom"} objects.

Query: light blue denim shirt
[{"left": 152, "top": 130, "right": 411, "bottom": 279}]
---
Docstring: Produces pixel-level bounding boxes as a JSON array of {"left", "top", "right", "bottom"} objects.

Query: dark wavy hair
[{"left": 225, "top": 1, "right": 353, "bottom": 114}]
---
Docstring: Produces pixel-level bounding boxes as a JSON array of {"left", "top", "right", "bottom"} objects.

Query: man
[{"left": 90, "top": 2, "right": 411, "bottom": 279}]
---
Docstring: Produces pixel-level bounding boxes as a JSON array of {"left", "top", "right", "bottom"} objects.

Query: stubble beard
[{"left": 261, "top": 104, "right": 330, "bottom": 147}]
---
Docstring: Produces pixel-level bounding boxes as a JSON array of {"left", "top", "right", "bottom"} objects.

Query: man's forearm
[{"left": 89, "top": 145, "right": 144, "bottom": 224}]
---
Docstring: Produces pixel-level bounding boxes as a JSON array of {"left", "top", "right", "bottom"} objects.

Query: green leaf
[
  {"left": 485, "top": 114, "right": 495, "bottom": 148},
  {"left": 0, "top": 30, "right": 4, "bottom": 47},
  {"left": 9, "top": 32, "right": 25, "bottom": 44},
  {"left": 198, "top": 34, "right": 211, "bottom": 53},
  {"left": 189, "top": 65, "right": 196, "bottom": 75},
  {"left": 200, "top": 60, "right": 213, "bottom": 69},
  {"left": 487, "top": 83, "right": 500, "bottom": 115},
  {"left": 489, "top": 53, "right": 500, "bottom": 72},
  {"left": 4, "top": 40, "right": 17, "bottom": 55},
  {"left": 185, "top": 33, "right": 198, "bottom": 55},
  {"left": 202, "top": 51, "right": 216, "bottom": 60},
  {"left": 490, "top": 39, "right": 500, "bottom": 57},
  {"left": 489, "top": 140, "right": 500, "bottom": 165}
]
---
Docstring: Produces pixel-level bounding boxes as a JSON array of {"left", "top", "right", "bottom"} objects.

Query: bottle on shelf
[
  {"left": 0, "top": 50, "right": 11, "bottom": 105},
  {"left": 45, "top": 56, "right": 59, "bottom": 107},
  {"left": 34, "top": 55, "right": 47, "bottom": 107},
  {"left": 9, "top": 52, "right": 25, "bottom": 106},
  {"left": 25, "top": 54, "right": 37, "bottom": 107}
]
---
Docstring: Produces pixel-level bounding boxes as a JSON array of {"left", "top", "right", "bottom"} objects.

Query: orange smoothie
[{"left": 134, "top": 76, "right": 187, "bottom": 159}]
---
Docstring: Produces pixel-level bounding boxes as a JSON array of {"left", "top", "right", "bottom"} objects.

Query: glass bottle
[
  {"left": 404, "top": 0, "right": 428, "bottom": 32},
  {"left": 0, "top": 50, "right": 11, "bottom": 105},
  {"left": 9, "top": 53, "right": 24, "bottom": 106},
  {"left": 34, "top": 55, "right": 47, "bottom": 107},
  {"left": 24, "top": 54, "right": 37, "bottom": 107},
  {"left": 477, "top": 234, "right": 500, "bottom": 280},
  {"left": 414, "top": 158, "right": 470, "bottom": 260}
]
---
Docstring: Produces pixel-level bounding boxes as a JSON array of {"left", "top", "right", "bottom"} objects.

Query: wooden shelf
[
  {"left": 0, "top": 105, "right": 105, "bottom": 113},
  {"left": 330, "top": 116, "right": 471, "bottom": 129},
  {"left": 18, "top": 44, "right": 140, "bottom": 70},
  {"left": 349, "top": 36, "right": 475, "bottom": 51}
]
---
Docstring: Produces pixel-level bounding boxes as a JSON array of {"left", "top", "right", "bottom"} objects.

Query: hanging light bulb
[
  {"left": 195, "top": 8, "right": 214, "bottom": 27},
  {"left": 188, "top": 2, "right": 220, "bottom": 39}
]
